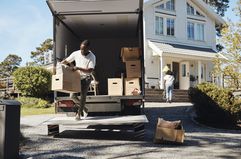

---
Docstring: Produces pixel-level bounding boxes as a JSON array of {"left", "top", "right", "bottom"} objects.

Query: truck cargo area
[{"left": 47, "top": 0, "right": 144, "bottom": 114}]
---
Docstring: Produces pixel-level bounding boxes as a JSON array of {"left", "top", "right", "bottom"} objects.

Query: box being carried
[
  {"left": 121, "top": 47, "right": 141, "bottom": 62},
  {"left": 154, "top": 118, "right": 185, "bottom": 144},
  {"left": 51, "top": 63, "right": 81, "bottom": 93},
  {"left": 108, "top": 78, "right": 123, "bottom": 96}
]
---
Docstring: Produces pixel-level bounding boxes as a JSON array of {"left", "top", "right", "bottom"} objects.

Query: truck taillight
[
  {"left": 56, "top": 100, "right": 74, "bottom": 107},
  {"left": 125, "top": 99, "right": 143, "bottom": 106}
]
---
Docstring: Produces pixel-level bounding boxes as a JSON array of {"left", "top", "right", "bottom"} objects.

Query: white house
[{"left": 144, "top": 0, "right": 226, "bottom": 90}]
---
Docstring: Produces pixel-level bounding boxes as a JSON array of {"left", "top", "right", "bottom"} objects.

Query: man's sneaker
[{"left": 81, "top": 111, "right": 88, "bottom": 119}]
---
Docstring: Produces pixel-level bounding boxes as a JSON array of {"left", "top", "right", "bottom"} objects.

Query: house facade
[{"left": 143, "top": 0, "right": 225, "bottom": 90}]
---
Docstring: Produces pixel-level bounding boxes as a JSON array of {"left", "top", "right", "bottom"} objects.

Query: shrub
[
  {"left": 17, "top": 97, "right": 51, "bottom": 108},
  {"left": 13, "top": 66, "right": 51, "bottom": 98},
  {"left": 189, "top": 82, "right": 241, "bottom": 125}
]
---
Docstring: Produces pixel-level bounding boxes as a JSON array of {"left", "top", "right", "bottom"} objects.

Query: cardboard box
[
  {"left": 154, "top": 118, "right": 185, "bottom": 144},
  {"left": 154, "top": 127, "right": 185, "bottom": 143},
  {"left": 125, "top": 78, "right": 140, "bottom": 95},
  {"left": 51, "top": 64, "right": 81, "bottom": 93},
  {"left": 108, "top": 78, "right": 123, "bottom": 95},
  {"left": 126, "top": 60, "right": 141, "bottom": 78},
  {"left": 121, "top": 47, "right": 141, "bottom": 62}
]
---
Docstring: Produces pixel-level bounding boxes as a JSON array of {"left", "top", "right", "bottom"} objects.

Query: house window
[
  {"left": 156, "top": 4, "right": 164, "bottom": 9},
  {"left": 155, "top": 0, "right": 175, "bottom": 11},
  {"left": 196, "top": 23, "right": 204, "bottom": 41},
  {"left": 167, "top": 18, "right": 175, "bottom": 36},
  {"left": 187, "top": 2, "right": 204, "bottom": 17},
  {"left": 166, "top": 0, "right": 175, "bottom": 11},
  {"left": 155, "top": 16, "right": 164, "bottom": 35},
  {"left": 187, "top": 22, "right": 195, "bottom": 40},
  {"left": 182, "top": 64, "right": 186, "bottom": 77},
  {"left": 187, "top": 3, "right": 195, "bottom": 15},
  {"left": 187, "top": 22, "right": 204, "bottom": 41}
]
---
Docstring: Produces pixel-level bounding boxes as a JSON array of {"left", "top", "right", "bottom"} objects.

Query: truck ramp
[{"left": 44, "top": 115, "right": 148, "bottom": 140}]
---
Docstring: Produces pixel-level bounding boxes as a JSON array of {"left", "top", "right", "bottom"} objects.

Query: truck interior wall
[
  {"left": 89, "top": 38, "right": 140, "bottom": 95},
  {"left": 55, "top": 22, "right": 80, "bottom": 60}
]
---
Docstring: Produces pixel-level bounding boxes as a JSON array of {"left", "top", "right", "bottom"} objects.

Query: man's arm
[
  {"left": 73, "top": 67, "right": 93, "bottom": 73},
  {"left": 61, "top": 60, "right": 69, "bottom": 65}
]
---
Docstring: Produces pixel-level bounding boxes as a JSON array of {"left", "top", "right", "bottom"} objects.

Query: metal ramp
[{"left": 44, "top": 115, "right": 148, "bottom": 140}]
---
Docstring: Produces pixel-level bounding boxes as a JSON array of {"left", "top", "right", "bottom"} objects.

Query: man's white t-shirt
[
  {"left": 164, "top": 74, "right": 175, "bottom": 86},
  {"left": 65, "top": 50, "right": 96, "bottom": 78}
]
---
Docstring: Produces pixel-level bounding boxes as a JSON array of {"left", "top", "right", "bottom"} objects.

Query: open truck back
[{"left": 47, "top": 0, "right": 145, "bottom": 116}]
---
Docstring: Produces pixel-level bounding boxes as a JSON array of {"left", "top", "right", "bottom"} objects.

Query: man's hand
[{"left": 72, "top": 66, "right": 79, "bottom": 71}]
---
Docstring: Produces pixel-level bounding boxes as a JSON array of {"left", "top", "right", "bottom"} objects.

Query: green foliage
[
  {"left": 208, "top": 0, "right": 229, "bottom": 17},
  {"left": 13, "top": 66, "right": 52, "bottom": 98},
  {"left": 30, "top": 38, "right": 53, "bottom": 65},
  {"left": 0, "top": 54, "right": 22, "bottom": 78},
  {"left": 214, "top": 17, "right": 241, "bottom": 89},
  {"left": 17, "top": 97, "right": 52, "bottom": 108},
  {"left": 189, "top": 82, "right": 241, "bottom": 125}
]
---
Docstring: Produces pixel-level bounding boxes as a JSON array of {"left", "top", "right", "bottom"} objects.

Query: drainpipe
[{"left": 159, "top": 56, "right": 165, "bottom": 89}]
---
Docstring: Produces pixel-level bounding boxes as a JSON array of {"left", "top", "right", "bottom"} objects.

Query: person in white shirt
[
  {"left": 164, "top": 70, "right": 175, "bottom": 103},
  {"left": 61, "top": 40, "right": 96, "bottom": 120}
]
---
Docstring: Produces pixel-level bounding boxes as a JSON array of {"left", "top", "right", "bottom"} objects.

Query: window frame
[
  {"left": 154, "top": 0, "right": 175, "bottom": 12},
  {"left": 166, "top": 18, "right": 175, "bottom": 36},
  {"left": 187, "top": 21, "right": 205, "bottom": 41},
  {"left": 155, "top": 16, "right": 164, "bottom": 35}
]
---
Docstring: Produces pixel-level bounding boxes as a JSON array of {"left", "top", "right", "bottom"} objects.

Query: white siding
[{"left": 144, "top": 0, "right": 217, "bottom": 49}]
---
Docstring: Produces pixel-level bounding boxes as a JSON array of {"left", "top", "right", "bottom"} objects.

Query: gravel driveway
[{"left": 20, "top": 102, "right": 241, "bottom": 159}]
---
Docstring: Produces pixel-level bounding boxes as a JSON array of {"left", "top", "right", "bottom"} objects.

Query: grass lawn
[{"left": 21, "top": 106, "right": 55, "bottom": 116}]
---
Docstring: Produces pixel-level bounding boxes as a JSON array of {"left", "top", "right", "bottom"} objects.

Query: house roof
[
  {"left": 148, "top": 40, "right": 219, "bottom": 59},
  {"left": 145, "top": 0, "right": 225, "bottom": 26}
]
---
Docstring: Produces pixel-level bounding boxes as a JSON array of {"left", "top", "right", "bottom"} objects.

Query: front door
[{"left": 179, "top": 61, "right": 190, "bottom": 90}]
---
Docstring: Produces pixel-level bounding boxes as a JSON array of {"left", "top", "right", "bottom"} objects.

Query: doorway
[
  {"left": 179, "top": 61, "right": 190, "bottom": 89},
  {"left": 172, "top": 62, "right": 179, "bottom": 89}
]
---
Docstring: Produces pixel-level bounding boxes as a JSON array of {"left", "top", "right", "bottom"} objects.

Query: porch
[{"left": 145, "top": 40, "right": 222, "bottom": 90}]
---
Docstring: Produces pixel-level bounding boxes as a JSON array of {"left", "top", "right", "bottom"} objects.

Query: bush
[
  {"left": 17, "top": 97, "right": 51, "bottom": 108},
  {"left": 189, "top": 82, "right": 241, "bottom": 125},
  {"left": 13, "top": 66, "right": 51, "bottom": 98}
]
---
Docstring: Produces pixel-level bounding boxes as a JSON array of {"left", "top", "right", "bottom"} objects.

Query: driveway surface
[{"left": 20, "top": 102, "right": 241, "bottom": 159}]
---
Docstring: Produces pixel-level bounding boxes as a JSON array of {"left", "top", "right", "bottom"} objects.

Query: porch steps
[{"left": 145, "top": 89, "right": 190, "bottom": 102}]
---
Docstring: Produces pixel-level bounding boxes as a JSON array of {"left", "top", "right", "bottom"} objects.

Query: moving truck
[{"left": 47, "top": 0, "right": 145, "bottom": 117}]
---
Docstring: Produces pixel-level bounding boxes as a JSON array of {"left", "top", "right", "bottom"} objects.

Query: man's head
[{"left": 80, "top": 40, "right": 90, "bottom": 51}]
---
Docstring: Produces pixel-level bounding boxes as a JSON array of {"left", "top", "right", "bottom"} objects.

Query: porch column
[
  {"left": 159, "top": 56, "right": 164, "bottom": 89},
  {"left": 198, "top": 61, "right": 202, "bottom": 84}
]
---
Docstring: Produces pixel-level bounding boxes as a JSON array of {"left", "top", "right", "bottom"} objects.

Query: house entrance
[{"left": 172, "top": 62, "right": 179, "bottom": 89}]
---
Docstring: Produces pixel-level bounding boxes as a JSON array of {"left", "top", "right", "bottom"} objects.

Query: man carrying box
[{"left": 61, "top": 40, "right": 96, "bottom": 120}]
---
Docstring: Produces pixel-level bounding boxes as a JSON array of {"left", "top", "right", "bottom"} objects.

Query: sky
[{"left": 0, "top": 0, "right": 239, "bottom": 66}]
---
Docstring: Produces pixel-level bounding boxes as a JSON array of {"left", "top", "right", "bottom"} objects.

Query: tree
[
  {"left": 13, "top": 66, "right": 52, "bottom": 98},
  {"left": 213, "top": 1, "right": 241, "bottom": 89},
  {"left": 30, "top": 38, "right": 53, "bottom": 65},
  {"left": 0, "top": 54, "right": 22, "bottom": 78},
  {"left": 207, "top": 0, "right": 229, "bottom": 16}
]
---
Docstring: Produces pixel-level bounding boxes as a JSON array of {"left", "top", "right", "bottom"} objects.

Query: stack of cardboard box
[
  {"left": 107, "top": 47, "right": 141, "bottom": 96},
  {"left": 51, "top": 63, "right": 81, "bottom": 93},
  {"left": 121, "top": 47, "right": 141, "bottom": 96}
]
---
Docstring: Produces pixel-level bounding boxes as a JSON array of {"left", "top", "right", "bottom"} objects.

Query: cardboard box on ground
[
  {"left": 154, "top": 118, "right": 185, "bottom": 144},
  {"left": 51, "top": 63, "right": 81, "bottom": 93}
]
